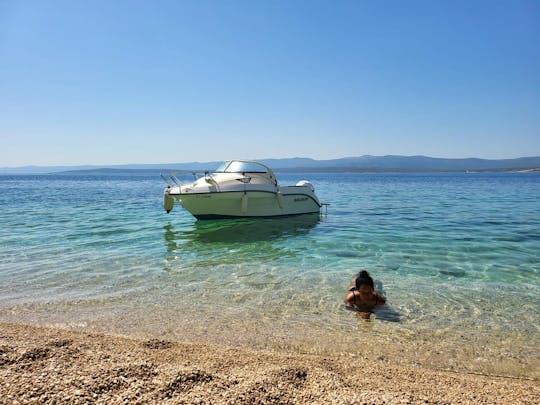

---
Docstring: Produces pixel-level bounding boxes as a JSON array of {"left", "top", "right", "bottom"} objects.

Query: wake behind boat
[{"left": 162, "top": 160, "right": 326, "bottom": 219}]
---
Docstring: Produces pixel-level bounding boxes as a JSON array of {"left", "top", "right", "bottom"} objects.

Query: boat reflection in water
[
  {"left": 163, "top": 214, "right": 321, "bottom": 272},
  {"left": 164, "top": 213, "right": 321, "bottom": 248},
  {"left": 188, "top": 213, "right": 320, "bottom": 243}
]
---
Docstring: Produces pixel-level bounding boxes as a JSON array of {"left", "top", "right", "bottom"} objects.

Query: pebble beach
[{"left": 1, "top": 322, "right": 538, "bottom": 404}]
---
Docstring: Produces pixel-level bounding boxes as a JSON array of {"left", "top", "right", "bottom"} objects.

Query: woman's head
[{"left": 355, "top": 270, "right": 374, "bottom": 291}]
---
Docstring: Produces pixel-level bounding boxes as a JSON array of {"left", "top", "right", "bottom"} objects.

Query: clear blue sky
[{"left": 1, "top": 0, "right": 539, "bottom": 166}]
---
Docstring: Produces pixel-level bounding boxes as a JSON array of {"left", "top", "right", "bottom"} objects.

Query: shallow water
[{"left": 0, "top": 172, "right": 538, "bottom": 378}]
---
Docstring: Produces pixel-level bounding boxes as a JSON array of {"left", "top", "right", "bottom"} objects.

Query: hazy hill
[
  {"left": 271, "top": 155, "right": 540, "bottom": 171},
  {"left": 1, "top": 155, "right": 539, "bottom": 174}
]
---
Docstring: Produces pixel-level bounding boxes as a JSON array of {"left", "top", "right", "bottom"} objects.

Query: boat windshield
[{"left": 215, "top": 161, "right": 268, "bottom": 173}]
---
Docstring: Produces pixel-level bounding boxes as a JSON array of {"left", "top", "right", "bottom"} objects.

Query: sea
[{"left": 0, "top": 171, "right": 538, "bottom": 378}]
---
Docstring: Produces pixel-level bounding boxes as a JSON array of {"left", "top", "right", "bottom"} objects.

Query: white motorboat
[{"left": 162, "top": 160, "right": 325, "bottom": 219}]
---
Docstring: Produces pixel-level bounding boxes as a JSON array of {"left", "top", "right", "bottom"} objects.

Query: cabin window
[{"left": 216, "top": 161, "right": 267, "bottom": 173}]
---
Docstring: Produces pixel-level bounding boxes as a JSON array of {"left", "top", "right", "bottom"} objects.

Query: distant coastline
[{"left": 1, "top": 155, "right": 539, "bottom": 175}]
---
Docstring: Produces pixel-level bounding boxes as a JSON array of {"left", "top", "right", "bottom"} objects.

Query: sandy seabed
[{"left": 0, "top": 322, "right": 538, "bottom": 404}]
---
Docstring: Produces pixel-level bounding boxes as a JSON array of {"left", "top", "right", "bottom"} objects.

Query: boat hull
[{"left": 173, "top": 190, "right": 321, "bottom": 219}]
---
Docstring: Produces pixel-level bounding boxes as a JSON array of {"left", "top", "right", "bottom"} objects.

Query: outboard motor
[{"left": 296, "top": 180, "right": 315, "bottom": 192}]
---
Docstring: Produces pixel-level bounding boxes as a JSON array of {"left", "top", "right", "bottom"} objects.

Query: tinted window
[{"left": 223, "top": 161, "right": 267, "bottom": 173}]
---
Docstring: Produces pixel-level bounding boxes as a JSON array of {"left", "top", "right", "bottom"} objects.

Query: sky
[{"left": 1, "top": 0, "right": 539, "bottom": 166}]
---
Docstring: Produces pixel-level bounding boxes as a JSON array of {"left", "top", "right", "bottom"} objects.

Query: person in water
[{"left": 344, "top": 270, "right": 386, "bottom": 319}]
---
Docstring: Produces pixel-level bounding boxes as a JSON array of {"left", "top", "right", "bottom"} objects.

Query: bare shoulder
[{"left": 344, "top": 291, "right": 355, "bottom": 303}]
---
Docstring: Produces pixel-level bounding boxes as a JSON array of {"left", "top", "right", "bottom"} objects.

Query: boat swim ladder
[{"left": 320, "top": 202, "right": 330, "bottom": 216}]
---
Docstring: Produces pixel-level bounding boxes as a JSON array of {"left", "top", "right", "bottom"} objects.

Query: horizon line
[{"left": 2, "top": 154, "right": 540, "bottom": 169}]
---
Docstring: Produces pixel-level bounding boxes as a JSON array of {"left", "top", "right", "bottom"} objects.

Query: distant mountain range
[{"left": 1, "top": 155, "right": 539, "bottom": 174}]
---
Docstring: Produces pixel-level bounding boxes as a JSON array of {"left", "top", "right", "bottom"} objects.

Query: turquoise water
[{"left": 0, "top": 172, "right": 539, "bottom": 377}]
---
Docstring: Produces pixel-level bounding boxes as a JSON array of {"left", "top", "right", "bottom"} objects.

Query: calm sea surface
[{"left": 0, "top": 172, "right": 538, "bottom": 377}]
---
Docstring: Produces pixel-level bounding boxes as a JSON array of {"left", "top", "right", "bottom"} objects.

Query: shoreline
[
  {"left": 1, "top": 322, "right": 538, "bottom": 404},
  {"left": 3, "top": 301, "right": 538, "bottom": 380}
]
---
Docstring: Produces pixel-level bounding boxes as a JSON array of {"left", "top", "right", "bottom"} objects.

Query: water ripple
[{"left": 0, "top": 173, "right": 539, "bottom": 377}]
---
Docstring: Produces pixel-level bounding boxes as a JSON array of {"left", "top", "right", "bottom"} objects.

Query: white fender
[
  {"left": 276, "top": 191, "right": 283, "bottom": 209},
  {"left": 164, "top": 189, "right": 174, "bottom": 213}
]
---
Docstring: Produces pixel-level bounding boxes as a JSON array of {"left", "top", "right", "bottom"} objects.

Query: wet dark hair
[{"left": 355, "top": 270, "right": 374, "bottom": 290}]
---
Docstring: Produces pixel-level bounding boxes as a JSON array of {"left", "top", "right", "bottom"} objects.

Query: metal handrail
[{"left": 160, "top": 170, "right": 208, "bottom": 187}]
